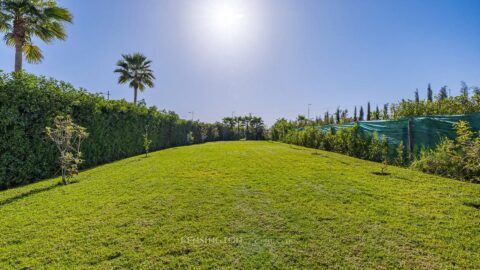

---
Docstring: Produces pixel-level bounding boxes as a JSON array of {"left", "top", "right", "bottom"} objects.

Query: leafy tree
[
  {"left": 46, "top": 115, "right": 88, "bottom": 185},
  {"left": 460, "top": 81, "right": 469, "bottom": 97},
  {"left": 382, "top": 104, "right": 389, "bottom": 120},
  {"left": 0, "top": 0, "right": 73, "bottom": 72},
  {"left": 367, "top": 102, "right": 371, "bottom": 121},
  {"left": 437, "top": 86, "right": 448, "bottom": 101},
  {"left": 473, "top": 86, "right": 480, "bottom": 96},
  {"left": 427, "top": 83, "right": 433, "bottom": 102},
  {"left": 296, "top": 115, "right": 307, "bottom": 127},
  {"left": 114, "top": 53, "right": 155, "bottom": 105}
]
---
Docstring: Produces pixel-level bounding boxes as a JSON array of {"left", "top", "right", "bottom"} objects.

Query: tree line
[{"left": 275, "top": 82, "right": 480, "bottom": 130}]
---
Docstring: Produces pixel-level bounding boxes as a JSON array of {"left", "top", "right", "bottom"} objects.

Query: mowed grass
[{"left": 1, "top": 141, "right": 479, "bottom": 269}]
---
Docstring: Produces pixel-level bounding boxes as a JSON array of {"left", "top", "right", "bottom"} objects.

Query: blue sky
[{"left": 1, "top": 0, "right": 479, "bottom": 124}]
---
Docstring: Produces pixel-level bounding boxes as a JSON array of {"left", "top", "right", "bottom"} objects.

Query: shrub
[
  {"left": 143, "top": 127, "right": 152, "bottom": 157},
  {"left": 411, "top": 121, "right": 480, "bottom": 182},
  {"left": 281, "top": 124, "right": 391, "bottom": 164},
  {"left": 0, "top": 72, "right": 223, "bottom": 188},
  {"left": 46, "top": 115, "right": 88, "bottom": 184}
]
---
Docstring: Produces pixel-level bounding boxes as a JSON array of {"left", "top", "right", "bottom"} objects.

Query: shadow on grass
[
  {"left": 464, "top": 202, "right": 480, "bottom": 210},
  {"left": 372, "top": 172, "right": 391, "bottom": 176},
  {"left": 0, "top": 181, "right": 76, "bottom": 207}
]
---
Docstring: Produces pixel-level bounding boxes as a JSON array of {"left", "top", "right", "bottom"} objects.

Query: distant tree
[
  {"left": 375, "top": 105, "right": 380, "bottom": 120},
  {"left": 415, "top": 89, "right": 420, "bottom": 102},
  {"left": 367, "top": 102, "right": 371, "bottom": 121},
  {"left": 0, "top": 0, "right": 73, "bottom": 72},
  {"left": 473, "top": 86, "right": 480, "bottom": 96},
  {"left": 460, "top": 81, "right": 469, "bottom": 97},
  {"left": 296, "top": 115, "right": 307, "bottom": 127},
  {"left": 383, "top": 103, "right": 389, "bottom": 120},
  {"left": 353, "top": 106, "right": 358, "bottom": 122},
  {"left": 437, "top": 86, "right": 448, "bottom": 101},
  {"left": 359, "top": 106, "right": 364, "bottom": 121},
  {"left": 324, "top": 111, "right": 330, "bottom": 124},
  {"left": 341, "top": 109, "right": 348, "bottom": 123},
  {"left": 427, "top": 83, "right": 433, "bottom": 102},
  {"left": 114, "top": 53, "right": 155, "bottom": 105},
  {"left": 335, "top": 107, "right": 341, "bottom": 123}
]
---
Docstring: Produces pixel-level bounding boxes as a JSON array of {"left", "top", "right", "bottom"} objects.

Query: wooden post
[{"left": 407, "top": 119, "right": 414, "bottom": 157}]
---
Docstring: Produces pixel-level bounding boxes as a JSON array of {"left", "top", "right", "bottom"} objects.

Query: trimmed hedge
[{"left": 0, "top": 72, "right": 215, "bottom": 189}]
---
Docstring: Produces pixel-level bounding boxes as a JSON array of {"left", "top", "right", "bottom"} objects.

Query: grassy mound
[{"left": 0, "top": 141, "right": 479, "bottom": 269}]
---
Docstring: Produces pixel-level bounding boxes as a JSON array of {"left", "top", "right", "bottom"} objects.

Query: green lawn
[{"left": 0, "top": 141, "right": 479, "bottom": 269}]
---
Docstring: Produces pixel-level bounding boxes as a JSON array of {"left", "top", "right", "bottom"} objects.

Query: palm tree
[
  {"left": 114, "top": 53, "right": 155, "bottom": 105},
  {"left": 0, "top": 0, "right": 72, "bottom": 72}
]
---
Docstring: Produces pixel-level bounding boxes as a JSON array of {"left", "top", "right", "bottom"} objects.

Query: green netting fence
[{"left": 317, "top": 112, "right": 480, "bottom": 153}]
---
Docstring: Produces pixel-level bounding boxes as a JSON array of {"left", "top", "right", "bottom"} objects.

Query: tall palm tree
[
  {"left": 114, "top": 53, "right": 155, "bottom": 105},
  {"left": 0, "top": 0, "right": 73, "bottom": 72}
]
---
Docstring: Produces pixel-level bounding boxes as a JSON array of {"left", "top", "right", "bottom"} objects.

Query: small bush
[
  {"left": 411, "top": 121, "right": 480, "bottom": 182},
  {"left": 46, "top": 115, "right": 88, "bottom": 184},
  {"left": 282, "top": 124, "right": 390, "bottom": 164}
]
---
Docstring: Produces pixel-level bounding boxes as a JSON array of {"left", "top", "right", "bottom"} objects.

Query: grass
[{"left": 0, "top": 141, "right": 479, "bottom": 269}]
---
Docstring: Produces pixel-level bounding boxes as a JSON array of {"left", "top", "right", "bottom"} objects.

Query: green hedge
[{"left": 0, "top": 72, "right": 216, "bottom": 189}]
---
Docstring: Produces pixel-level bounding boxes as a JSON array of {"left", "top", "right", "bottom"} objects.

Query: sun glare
[
  {"left": 207, "top": 2, "right": 245, "bottom": 37},
  {"left": 187, "top": 0, "right": 265, "bottom": 61}
]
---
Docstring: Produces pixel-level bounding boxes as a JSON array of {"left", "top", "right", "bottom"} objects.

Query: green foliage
[
  {"left": 0, "top": 0, "right": 73, "bottom": 70},
  {"left": 114, "top": 53, "right": 155, "bottom": 104},
  {"left": 222, "top": 115, "right": 266, "bottom": 141},
  {"left": 143, "top": 128, "right": 152, "bottom": 157},
  {"left": 392, "top": 90, "right": 480, "bottom": 119},
  {"left": 0, "top": 72, "right": 230, "bottom": 189},
  {"left": 394, "top": 141, "right": 406, "bottom": 166},
  {"left": 186, "top": 131, "right": 195, "bottom": 145},
  {"left": 46, "top": 115, "right": 88, "bottom": 184},
  {"left": 411, "top": 121, "right": 480, "bottom": 182},
  {"left": 281, "top": 124, "right": 390, "bottom": 163}
]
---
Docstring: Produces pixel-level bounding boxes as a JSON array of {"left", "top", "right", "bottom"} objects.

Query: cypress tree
[
  {"left": 383, "top": 104, "right": 389, "bottom": 120},
  {"left": 367, "top": 102, "right": 371, "bottom": 121},
  {"left": 427, "top": 83, "right": 433, "bottom": 102},
  {"left": 415, "top": 89, "right": 420, "bottom": 102},
  {"left": 460, "top": 81, "right": 469, "bottom": 97},
  {"left": 353, "top": 106, "right": 357, "bottom": 122},
  {"left": 359, "top": 106, "right": 364, "bottom": 121}
]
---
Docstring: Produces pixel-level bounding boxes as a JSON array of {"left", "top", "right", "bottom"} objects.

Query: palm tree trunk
[
  {"left": 14, "top": 41, "right": 23, "bottom": 72},
  {"left": 134, "top": 86, "right": 138, "bottom": 104}
]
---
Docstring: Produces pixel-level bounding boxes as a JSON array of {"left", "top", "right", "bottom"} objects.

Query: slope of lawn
[{"left": 0, "top": 141, "right": 479, "bottom": 269}]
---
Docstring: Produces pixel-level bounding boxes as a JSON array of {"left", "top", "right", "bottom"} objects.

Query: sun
[
  {"left": 187, "top": 0, "right": 264, "bottom": 56},
  {"left": 208, "top": 3, "right": 245, "bottom": 35},
  {"left": 204, "top": 1, "right": 248, "bottom": 39}
]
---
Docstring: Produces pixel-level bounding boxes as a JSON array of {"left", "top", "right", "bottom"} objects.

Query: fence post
[{"left": 407, "top": 119, "right": 414, "bottom": 158}]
